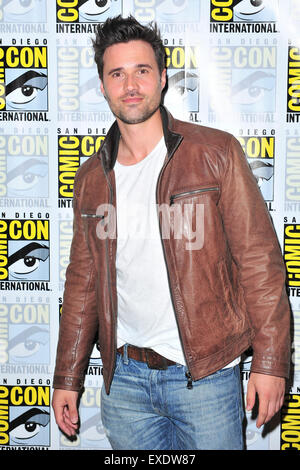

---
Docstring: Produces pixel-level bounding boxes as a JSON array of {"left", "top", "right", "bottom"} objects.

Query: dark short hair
[{"left": 92, "top": 15, "right": 166, "bottom": 80}]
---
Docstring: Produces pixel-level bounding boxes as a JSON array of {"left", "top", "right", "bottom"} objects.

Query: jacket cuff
[
  {"left": 52, "top": 375, "right": 85, "bottom": 391},
  {"left": 250, "top": 355, "right": 290, "bottom": 380}
]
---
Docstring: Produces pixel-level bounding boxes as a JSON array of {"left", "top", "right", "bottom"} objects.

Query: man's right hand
[{"left": 52, "top": 389, "right": 79, "bottom": 437}]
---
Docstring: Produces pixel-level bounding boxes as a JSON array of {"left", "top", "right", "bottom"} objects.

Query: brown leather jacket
[{"left": 53, "top": 107, "right": 290, "bottom": 394}]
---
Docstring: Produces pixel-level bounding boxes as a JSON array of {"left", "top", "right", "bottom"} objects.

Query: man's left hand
[{"left": 246, "top": 372, "right": 286, "bottom": 428}]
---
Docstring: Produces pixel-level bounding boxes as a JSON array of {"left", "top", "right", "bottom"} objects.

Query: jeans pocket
[{"left": 204, "top": 365, "right": 237, "bottom": 382}]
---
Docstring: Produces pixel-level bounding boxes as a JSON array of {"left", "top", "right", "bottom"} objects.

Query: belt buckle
[{"left": 145, "top": 349, "right": 168, "bottom": 370}]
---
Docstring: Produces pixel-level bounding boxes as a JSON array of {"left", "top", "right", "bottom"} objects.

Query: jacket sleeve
[
  {"left": 219, "top": 135, "right": 291, "bottom": 379},
  {"left": 53, "top": 173, "right": 98, "bottom": 391}
]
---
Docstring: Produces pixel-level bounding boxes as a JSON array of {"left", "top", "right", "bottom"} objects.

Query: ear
[
  {"left": 100, "top": 80, "right": 106, "bottom": 98},
  {"left": 160, "top": 68, "right": 167, "bottom": 91}
]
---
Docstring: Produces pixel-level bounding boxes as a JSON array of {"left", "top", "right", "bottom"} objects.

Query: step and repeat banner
[{"left": 0, "top": 0, "right": 299, "bottom": 451}]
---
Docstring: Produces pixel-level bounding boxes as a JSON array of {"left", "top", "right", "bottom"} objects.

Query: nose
[{"left": 124, "top": 73, "right": 138, "bottom": 92}]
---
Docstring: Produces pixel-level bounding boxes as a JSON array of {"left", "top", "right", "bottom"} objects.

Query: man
[{"left": 52, "top": 16, "right": 290, "bottom": 450}]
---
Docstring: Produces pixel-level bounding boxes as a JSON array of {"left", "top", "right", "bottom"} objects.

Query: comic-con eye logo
[
  {"left": 237, "top": 135, "right": 274, "bottom": 201},
  {"left": 0, "top": 134, "right": 48, "bottom": 199},
  {"left": 210, "top": 0, "right": 278, "bottom": 22},
  {"left": 0, "top": 303, "right": 50, "bottom": 366},
  {"left": 164, "top": 46, "right": 199, "bottom": 116},
  {"left": 210, "top": 0, "right": 279, "bottom": 32},
  {"left": 287, "top": 46, "right": 300, "bottom": 123},
  {"left": 0, "top": 219, "right": 49, "bottom": 282},
  {"left": 209, "top": 45, "right": 276, "bottom": 121},
  {"left": 133, "top": 0, "right": 200, "bottom": 24},
  {"left": 57, "top": 46, "right": 107, "bottom": 114},
  {"left": 56, "top": 0, "right": 122, "bottom": 23},
  {"left": 60, "top": 386, "right": 108, "bottom": 449},
  {"left": 0, "top": 46, "right": 48, "bottom": 112},
  {"left": 0, "top": 385, "right": 50, "bottom": 447},
  {"left": 0, "top": 0, "right": 47, "bottom": 23}
]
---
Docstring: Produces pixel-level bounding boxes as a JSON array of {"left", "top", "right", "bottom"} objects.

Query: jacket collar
[{"left": 98, "top": 105, "right": 183, "bottom": 172}]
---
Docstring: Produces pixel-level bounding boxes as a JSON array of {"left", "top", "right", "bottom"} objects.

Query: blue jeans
[{"left": 101, "top": 347, "right": 245, "bottom": 450}]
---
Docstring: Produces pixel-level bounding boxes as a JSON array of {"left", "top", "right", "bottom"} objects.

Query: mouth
[{"left": 122, "top": 95, "right": 144, "bottom": 104}]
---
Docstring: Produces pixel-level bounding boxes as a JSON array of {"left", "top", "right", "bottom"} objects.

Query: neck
[{"left": 117, "top": 108, "right": 164, "bottom": 166}]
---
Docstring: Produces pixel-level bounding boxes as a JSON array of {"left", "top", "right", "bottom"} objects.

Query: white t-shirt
[{"left": 115, "top": 136, "right": 239, "bottom": 368}]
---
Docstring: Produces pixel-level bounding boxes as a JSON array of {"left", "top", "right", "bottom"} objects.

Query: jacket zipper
[
  {"left": 156, "top": 145, "right": 194, "bottom": 389},
  {"left": 81, "top": 213, "right": 104, "bottom": 219},
  {"left": 102, "top": 132, "right": 193, "bottom": 389},
  {"left": 170, "top": 186, "right": 219, "bottom": 205},
  {"left": 169, "top": 185, "right": 219, "bottom": 386},
  {"left": 101, "top": 159, "right": 118, "bottom": 389}
]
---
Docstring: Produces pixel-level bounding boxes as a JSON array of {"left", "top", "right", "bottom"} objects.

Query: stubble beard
[
  {"left": 105, "top": 90, "right": 162, "bottom": 125},
  {"left": 114, "top": 103, "right": 161, "bottom": 125}
]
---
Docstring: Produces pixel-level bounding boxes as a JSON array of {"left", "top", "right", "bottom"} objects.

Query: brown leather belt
[{"left": 117, "top": 345, "right": 177, "bottom": 370}]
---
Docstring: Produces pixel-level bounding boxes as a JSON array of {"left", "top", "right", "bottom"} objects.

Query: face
[{"left": 100, "top": 40, "right": 166, "bottom": 125}]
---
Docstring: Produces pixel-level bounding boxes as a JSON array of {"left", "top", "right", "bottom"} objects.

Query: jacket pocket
[
  {"left": 81, "top": 209, "right": 116, "bottom": 243},
  {"left": 170, "top": 186, "right": 219, "bottom": 205},
  {"left": 80, "top": 211, "right": 105, "bottom": 246},
  {"left": 81, "top": 213, "right": 105, "bottom": 219},
  {"left": 218, "top": 258, "right": 242, "bottom": 322}
]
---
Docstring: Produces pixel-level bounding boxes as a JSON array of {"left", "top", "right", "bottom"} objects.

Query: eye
[
  {"left": 7, "top": 160, "right": 48, "bottom": 192},
  {"left": 8, "top": 243, "right": 49, "bottom": 280},
  {"left": 245, "top": 424, "right": 261, "bottom": 447},
  {"left": 11, "top": 421, "right": 41, "bottom": 440},
  {"left": 12, "top": 172, "right": 40, "bottom": 188},
  {"left": 80, "top": 412, "right": 107, "bottom": 443},
  {"left": 80, "top": 75, "right": 106, "bottom": 111},
  {"left": 4, "top": 0, "right": 35, "bottom": 15},
  {"left": 156, "top": 0, "right": 188, "bottom": 15},
  {"left": 9, "top": 408, "right": 50, "bottom": 444},
  {"left": 6, "top": 86, "right": 38, "bottom": 105},
  {"left": 231, "top": 71, "right": 275, "bottom": 106},
  {"left": 11, "top": 336, "right": 44, "bottom": 358},
  {"left": 251, "top": 0, "right": 263, "bottom": 6},
  {"left": 233, "top": 0, "right": 267, "bottom": 19},
  {"left": 9, "top": 255, "right": 40, "bottom": 276},
  {"left": 6, "top": 159, "right": 48, "bottom": 198},
  {"left": 9, "top": 326, "right": 49, "bottom": 361},
  {"left": 136, "top": 68, "right": 150, "bottom": 78},
  {"left": 111, "top": 71, "right": 124, "bottom": 80},
  {"left": 5, "top": 71, "right": 48, "bottom": 110},
  {"left": 79, "top": 0, "right": 111, "bottom": 19},
  {"left": 168, "top": 71, "right": 198, "bottom": 95},
  {"left": 233, "top": 84, "right": 267, "bottom": 104}
]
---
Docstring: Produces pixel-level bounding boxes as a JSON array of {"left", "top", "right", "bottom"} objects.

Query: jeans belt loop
[{"left": 123, "top": 343, "right": 129, "bottom": 365}]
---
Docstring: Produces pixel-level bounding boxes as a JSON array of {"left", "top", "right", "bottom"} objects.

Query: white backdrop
[{"left": 0, "top": 0, "right": 299, "bottom": 451}]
